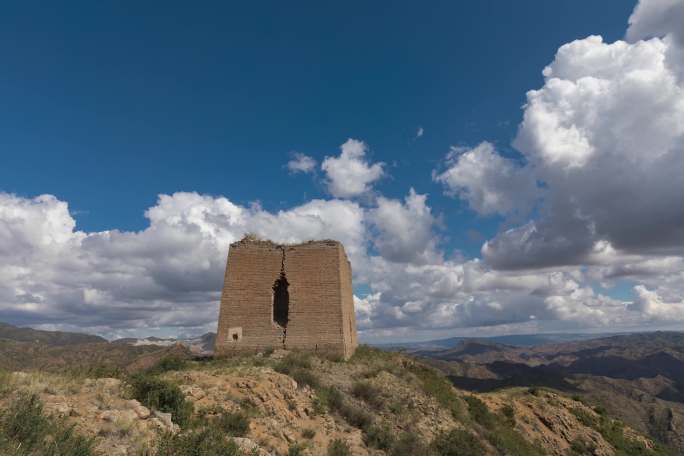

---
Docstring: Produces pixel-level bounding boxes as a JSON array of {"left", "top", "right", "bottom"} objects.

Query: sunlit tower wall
[{"left": 215, "top": 237, "right": 357, "bottom": 360}]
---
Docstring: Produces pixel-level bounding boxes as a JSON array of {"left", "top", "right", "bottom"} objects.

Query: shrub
[
  {"left": 274, "top": 352, "right": 312, "bottom": 373},
  {"left": 464, "top": 395, "right": 495, "bottom": 427},
  {"left": 390, "top": 432, "right": 430, "bottom": 456},
  {"left": 313, "top": 386, "right": 343, "bottom": 414},
  {"left": 214, "top": 410, "right": 249, "bottom": 437},
  {"left": 338, "top": 402, "right": 372, "bottom": 430},
  {"left": 290, "top": 369, "right": 320, "bottom": 389},
  {"left": 430, "top": 429, "right": 485, "bottom": 456},
  {"left": 0, "top": 392, "right": 98, "bottom": 456},
  {"left": 288, "top": 443, "right": 306, "bottom": 455},
  {"left": 501, "top": 403, "right": 515, "bottom": 424},
  {"left": 274, "top": 352, "right": 320, "bottom": 389},
  {"left": 155, "top": 427, "right": 242, "bottom": 456},
  {"left": 408, "top": 364, "right": 463, "bottom": 419},
  {"left": 302, "top": 428, "right": 316, "bottom": 439},
  {"left": 351, "top": 381, "right": 385, "bottom": 409},
  {"left": 364, "top": 424, "right": 395, "bottom": 449},
  {"left": 327, "top": 439, "right": 351, "bottom": 456},
  {"left": 487, "top": 426, "right": 545, "bottom": 456},
  {"left": 129, "top": 373, "right": 193, "bottom": 427},
  {"left": 151, "top": 356, "right": 187, "bottom": 374},
  {"left": 571, "top": 407, "right": 597, "bottom": 428}
]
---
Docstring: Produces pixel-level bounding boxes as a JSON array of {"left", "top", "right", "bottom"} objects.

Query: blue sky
[
  {"left": 1, "top": 0, "right": 683, "bottom": 341},
  {"left": 1, "top": 1, "right": 632, "bottom": 236}
]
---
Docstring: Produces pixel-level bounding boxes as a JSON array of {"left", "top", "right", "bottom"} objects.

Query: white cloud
[
  {"left": 631, "top": 285, "right": 684, "bottom": 321},
  {"left": 368, "top": 189, "right": 440, "bottom": 265},
  {"left": 0, "top": 190, "right": 649, "bottom": 340},
  {"left": 0, "top": 192, "right": 367, "bottom": 338},
  {"left": 434, "top": 142, "right": 538, "bottom": 217},
  {"left": 286, "top": 152, "right": 317, "bottom": 174},
  {"left": 483, "top": 15, "right": 684, "bottom": 270},
  {"left": 321, "top": 139, "right": 384, "bottom": 198},
  {"left": 415, "top": 127, "right": 424, "bottom": 139}
]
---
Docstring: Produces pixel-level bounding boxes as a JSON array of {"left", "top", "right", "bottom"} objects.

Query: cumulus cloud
[
  {"left": 368, "top": 189, "right": 440, "bottom": 265},
  {"left": 631, "top": 285, "right": 684, "bottom": 321},
  {"left": 0, "top": 190, "right": 646, "bottom": 340},
  {"left": 482, "top": 11, "right": 684, "bottom": 270},
  {"left": 434, "top": 142, "right": 538, "bottom": 217},
  {"left": 286, "top": 152, "right": 317, "bottom": 174},
  {"left": 0, "top": 192, "right": 366, "bottom": 338},
  {"left": 321, "top": 139, "right": 384, "bottom": 198}
]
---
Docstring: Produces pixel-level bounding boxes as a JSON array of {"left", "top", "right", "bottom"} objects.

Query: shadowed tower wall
[{"left": 215, "top": 238, "right": 357, "bottom": 359}]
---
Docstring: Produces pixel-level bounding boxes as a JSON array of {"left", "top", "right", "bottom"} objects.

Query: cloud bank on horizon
[{"left": 1, "top": 0, "right": 684, "bottom": 340}]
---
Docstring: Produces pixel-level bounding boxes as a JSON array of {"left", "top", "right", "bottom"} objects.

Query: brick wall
[{"left": 215, "top": 238, "right": 358, "bottom": 359}]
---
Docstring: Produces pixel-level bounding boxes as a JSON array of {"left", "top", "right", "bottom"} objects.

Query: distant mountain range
[
  {"left": 376, "top": 331, "right": 623, "bottom": 351},
  {"left": 0, "top": 321, "right": 107, "bottom": 345},
  {"left": 417, "top": 331, "right": 684, "bottom": 452},
  {"left": 112, "top": 332, "right": 216, "bottom": 355}
]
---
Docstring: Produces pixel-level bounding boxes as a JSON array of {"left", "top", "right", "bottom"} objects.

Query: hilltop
[{"left": 0, "top": 344, "right": 675, "bottom": 455}]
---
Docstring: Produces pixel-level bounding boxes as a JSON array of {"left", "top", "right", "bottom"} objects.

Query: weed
[
  {"left": 214, "top": 410, "right": 250, "bottom": 437},
  {"left": 155, "top": 427, "right": 242, "bottom": 455},
  {"left": 302, "top": 428, "right": 316, "bottom": 439},
  {"left": 351, "top": 381, "right": 385, "bottom": 409},
  {"left": 364, "top": 423, "right": 395, "bottom": 449},
  {"left": 327, "top": 439, "right": 351, "bottom": 456},
  {"left": 0, "top": 392, "right": 98, "bottom": 456},
  {"left": 129, "top": 373, "right": 193, "bottom": 427},
  {"left": 430, "top": 429, "right": 485, "bottom": 456},
  {"left": 408, "top": 363, "right": 463, "bottom": 419}
]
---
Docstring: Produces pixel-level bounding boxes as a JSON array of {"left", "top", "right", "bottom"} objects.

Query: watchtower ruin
[{"left": 215, "top": 237, "right": 358, "bottom": 359}]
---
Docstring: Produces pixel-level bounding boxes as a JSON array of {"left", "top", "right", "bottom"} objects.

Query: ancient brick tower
[{"left": 215, "top": 237, "right": 358, "bottom": 359}]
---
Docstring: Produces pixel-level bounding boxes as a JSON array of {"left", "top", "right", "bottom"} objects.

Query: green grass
[
  {"left": 129, "top": 373, "right": 193, "bottom": 428},
  {"left": 351, "top": 381, "right": 385, "bottom": 409},
  {"left": 327, "top": 439, "right": 351, "bottom": 456},
  {"left": 408, "top": 363, "right": 464, "bottom": 419},
  {"left": 0, "top": 392, "right": 99, "bottom": 456},
  {"left": 430, "top": 429, "right": 485, "bottom": 456},
  {"left": 464, "top": 395, "right": 545, "bottom": 456},
  {"left": 155, "top": 427, "right": 243, "bottom": 456},
  {"left": 213, "top": 410, "right": 250, "bottom": 437},
  {"left": 570, "top": 407, "right": 674, "bottom": 456}
]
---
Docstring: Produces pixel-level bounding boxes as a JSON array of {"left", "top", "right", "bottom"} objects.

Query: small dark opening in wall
[
  {"left": 232, "top": 333, "right": 239, "bottom": 341},
  {"left": 273, "top": 272, "right": 289, "bottom": 328}
]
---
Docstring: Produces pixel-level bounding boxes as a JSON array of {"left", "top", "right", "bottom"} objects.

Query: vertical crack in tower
[{"left": 272, "top": 247, "right": 289, "bottom": 348}]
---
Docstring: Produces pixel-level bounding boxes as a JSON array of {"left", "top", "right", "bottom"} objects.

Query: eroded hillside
[{"left": 0, "top": 347, "right": 675, "bottom": 455}]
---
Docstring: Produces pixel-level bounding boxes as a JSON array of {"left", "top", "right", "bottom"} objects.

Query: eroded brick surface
[{"left": 215, "top": 238, "right": 357, "bottom": 359}]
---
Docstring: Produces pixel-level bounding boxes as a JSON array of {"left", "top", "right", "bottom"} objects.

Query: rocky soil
[{"left": 0, "top": 348, "right": 673, "bottom": 455}]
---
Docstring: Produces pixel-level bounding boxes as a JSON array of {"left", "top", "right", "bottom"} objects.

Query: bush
[
  {"left": 0, "top": 392, "right": 98, "bottom": 456},
  {"left": 129, "top": 374, "right": 193, "bottom": 427},
  {"left": 338, "top": 402, "right": 372, "bottom": 431},
  {"left": 274, "top": 352, "right": 312, "bottom": 373},
  {"left": 430, "top": 429, "right": 485, "bottom": 456},
  {"left": 327, "top": 439, "right": 351, "bottom": 456},
  {"left": 155, "top": 427, "right": 242, "bottom": 456},
  {"left": 364, "top": 424, "right": 395, "bottom": 449},
  {"left": 408, "top": 364, "right": 463, "bottom": 419},
  {"left": 274, "top": 352, "right": 320, "bottom": 389},
  {"left": 501, "top": 403, "right": 515, "bottom": 423},
  {"left": 313, "top": 386, "right": 344, "bottom": 414},
  {"left": 487, "top": 426, "right": 545, "bottom": 456},
  {"left": 390, "top": 432, "right": 430, "bottom": 456},
  {"left": 464, "top": 395, "right": 495, "bottom": 427},
  {"left": 152, "top": 356, "right": 187, "bottom": 373},
  {"left": 288, "top": 443, "right": 306, "bottom": 456},
  {"left": 302, "top": 428, "right": 316, "bottom": 439},
  {"left": 214, "top": 410, "right": 249, "bottom": 437},
  {"left": 351, "top": 381, "right": 385, "bottom": 409}
]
